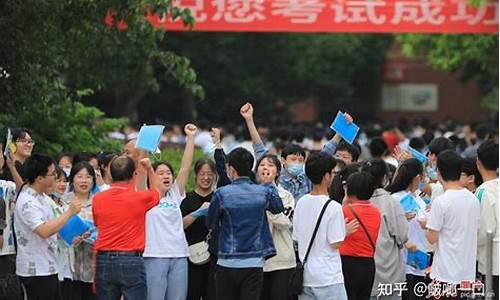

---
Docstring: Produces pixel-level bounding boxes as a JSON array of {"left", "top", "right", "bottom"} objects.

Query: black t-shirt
[
  {"left": 180, "top": 191, "right": 213, "bottom": 246},
  {"left": 0, "top": 161, "right": 25, "bottom": 182}
]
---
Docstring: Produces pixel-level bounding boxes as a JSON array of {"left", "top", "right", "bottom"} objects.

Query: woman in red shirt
[{"left": 340, "top": 171, "right": 381, "bottom": 300}]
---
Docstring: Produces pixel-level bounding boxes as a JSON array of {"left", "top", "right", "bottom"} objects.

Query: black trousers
[
  {"left": 481, "top": 274, "right": 499, "bottom": 300},
  {"left": 187, "top": 259, "right": 216, "bottom": 300},
  {"left": 341, "top": 256, "right": 375, "bottom": 300},
  {"left": 19, "top": 274, "right": 61, "bottom": 300},
  {"left": 402, "top": 274, "right": 428, "bottom": 300},
  {"left": 72, "top": 281, "right": 95, "bottom": 300},
  {"left": 0, "top": 255, "right": 22, "bottom": 300},
  {"left": 60, "top": 279, "right": 75, "bottom": 300},
  {"left": 261, "top": 268, "right": 294, "bottom": 300},
  {"left": 215, "top": 265, "right": 263, "bottom": 300}
]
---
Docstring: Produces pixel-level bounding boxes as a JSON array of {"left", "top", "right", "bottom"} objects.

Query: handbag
[
  {"left": 347, "top": 204, "right": 376, "bottom": 251},
  {"left": 188, "top": 231, "right": 211, "bottom": 265},
  {"left": 289, "top": 199, "right": 333, "bottom": 297}
]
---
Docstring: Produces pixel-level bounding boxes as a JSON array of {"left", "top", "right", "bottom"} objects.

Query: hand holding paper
[
  {"left": 69, "top": 197, "right": 83, "bottom": 215},
  {"left": 59, "top": 215, "right": 90, "bottom": 246},
  {"left": 136, "top": 124, "right": 165, "bottom": 153},
  {"left": 330, "top": 111, "right": 359, "bottom": 144}
]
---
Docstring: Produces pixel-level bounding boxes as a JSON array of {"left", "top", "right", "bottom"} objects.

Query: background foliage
[
  {"left": 397, "top": 34, "right": 499, "bottom": 111},
  {"left": 0, "top": 0, "right": 496, "bottom": 158}
]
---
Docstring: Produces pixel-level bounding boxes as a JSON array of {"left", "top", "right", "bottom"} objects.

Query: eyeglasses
[
  {"left": 45, "top": 172, "right": 57, "bottom": 177},
  {"left": 16, "top": 139, "right": 35, "bottom": 145},
  {"left": 198, "top": 172, "right": 215, "bottom": 178}
]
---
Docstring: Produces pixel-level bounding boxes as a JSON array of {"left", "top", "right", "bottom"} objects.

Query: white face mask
[{"left": 62, "top": 167, "right": 71, "bottom": 177}]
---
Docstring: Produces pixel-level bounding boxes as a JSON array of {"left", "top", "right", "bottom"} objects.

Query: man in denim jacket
[{"left": 207, "top": 147, "right": 284, "bottom": 300}]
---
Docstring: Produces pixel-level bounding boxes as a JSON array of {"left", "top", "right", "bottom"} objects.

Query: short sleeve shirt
[
  {"left": 180, "top": 191, "right": 213, "bottom": 246},
  {"left": 14, "top": 187, "right": 58, "bottom": 276},
  {"left": 427, "top": 188, "right": 480, "bottom": 284},
  {"left": 93, "top": 182, "right": 160, "bottom": 252},
  {"left": 293, "top": 194, "right": 346, "bottom": 287},
  {"left": 144, "top": 182, "right": 189, "bottom": 257}
]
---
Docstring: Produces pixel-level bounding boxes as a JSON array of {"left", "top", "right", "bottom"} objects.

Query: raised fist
[
  {"left": 184, "top": 123, "right": 197, "bottom": 137},
  {"left": 240, "top": 102, "right": 254, "bottom": 120},
  {"left": 139, "top": 158, "right": 152, "bottom": 170},
  {"left": 210, "top": 128, "right": 221, "bottom": 144}
]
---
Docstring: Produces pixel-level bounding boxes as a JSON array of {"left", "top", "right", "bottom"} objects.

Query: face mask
[
  {"left": 62, "top": 167, "right": 71, "bottom": 177},
  {"left": 426, "top": 165, "right": 438, "bottom": 181},
  {"left": 287, "top": 163, "right": 304, "bottom": 177},
  {"left": 417, "top": 181, "right": 426, "bottom": 191}
]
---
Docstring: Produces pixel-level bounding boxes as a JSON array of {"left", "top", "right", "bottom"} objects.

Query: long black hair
[{"left": 386, "top": 158, "right": 423, "bottom": 194}]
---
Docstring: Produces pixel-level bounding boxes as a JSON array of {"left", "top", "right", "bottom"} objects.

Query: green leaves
[
  {"left": 397, "top": 33, "right": 498, "bottom": 111},
  {"left": 1, "top": 0, "right": 204, "bottom": 155}
]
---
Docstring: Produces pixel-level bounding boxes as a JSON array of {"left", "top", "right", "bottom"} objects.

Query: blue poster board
[{"left": 330, "top": 111, "right": 359, "bottom": 144}]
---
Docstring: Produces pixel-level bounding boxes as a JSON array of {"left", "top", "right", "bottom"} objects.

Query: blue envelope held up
[
  {"left": 330, "top": 111, "right": 359, "bottom": 144},
  {"left": 399, "top": 194, "right": 419, "bottom": 214},
  {"left": 59, "top": 215, "right": 90, "bottom": 246},
  {"left": 135, "top": 124, "right": 165, "bottom": 152},
  {"left": 408, "top": 147, "right": 428, "bottom": 164},
  {"left": 407, "top": 250, "right": 430, "bottom": 270}
]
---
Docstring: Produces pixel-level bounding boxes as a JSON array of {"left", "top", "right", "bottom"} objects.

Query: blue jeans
[
  {"left": 95, "top": 253, "right": 146, "bottom": 300},
  {"left": 299, "top": 283, "right": 348, "bottom": 300},
  {"left": 144, "top": 257, "right": 188, "bottom": 300}
]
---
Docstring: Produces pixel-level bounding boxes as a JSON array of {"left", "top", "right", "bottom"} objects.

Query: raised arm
[
  {"left": 211, "top": 128, "right": 231, "bottom": 188},
  {"left": 240, "top": 102, "right": 263, "bottom": 145},
  {"left": 240, "top": 102, "right": 269, "bottom": 161},
  {"left": 138, "top": 158, "right": 159, "bottom": 198},
  {"left": 6, "top": 152, "right": 24, "bottom": 192},
  {"left": 176, "top": 124, "right": 197, "bottom": 195}
]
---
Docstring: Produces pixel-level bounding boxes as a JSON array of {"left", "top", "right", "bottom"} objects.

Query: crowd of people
[{"left": 0, "top": 103, "right": 498, "bottom": 300}]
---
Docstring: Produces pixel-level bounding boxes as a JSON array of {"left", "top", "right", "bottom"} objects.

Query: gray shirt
[{"left": 370, "top": 189, "right": 409, "bottom": 297}]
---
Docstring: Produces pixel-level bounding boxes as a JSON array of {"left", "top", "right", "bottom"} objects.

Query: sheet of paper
[
  {"left": 135, "top": 124, "right": 165, "bottom": 152},
  {"left": 330, "top": 111, "right": 359, "bottom": 144}
]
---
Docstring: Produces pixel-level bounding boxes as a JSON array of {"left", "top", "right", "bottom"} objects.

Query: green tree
[
  {"left": 0, "top": 0, "right": 202, "bottom": 156},
  {"left": 397, "top": 34, "right": 498, "bottom": 111},
  {"left": 139, "top": 32, "right": 392, "bottom": 124}
]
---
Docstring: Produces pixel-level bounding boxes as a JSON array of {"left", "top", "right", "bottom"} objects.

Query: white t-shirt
[
  {"left": 430, "top": 182, "right": 444, "bottom": 201},
  {"left": 293, "top": 194, "right": 345, "bottom": 287},
  {"left": 393, "top": 191, "right": 427, "bottom": 277},
  {"left": 476, "top": 179, "right": 499, "bottom": 276},
  {"left": 0, "top": 180, "right": 17, "bottom": 256},
  {"left": 14, "top": 187, "right": 58, "bottom": 276},
  {"left": 427, "top": 188, "right": 480, "bottom": 284},
  {"left": 144, "top": 182, "right": 189, "bottom": 258}
]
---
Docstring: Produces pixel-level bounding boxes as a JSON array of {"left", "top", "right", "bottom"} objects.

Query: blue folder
[
  {"left": 399, "top": 194, "right": 419, "bottom": 214},
  {"left": 407, "top": 250, "right": 430, "bottom": 270},
  {"left": 330, "top": 111, "right": 359, "bottom": 144},
  {"left": 408, "top": 146, "right": 428, "bottom": 164},
  {"left": 59, "top": 215, "right": 90, "bottom": 246},
  {"left": 136, "top": 124, "right": 165, "bottom": 152}
]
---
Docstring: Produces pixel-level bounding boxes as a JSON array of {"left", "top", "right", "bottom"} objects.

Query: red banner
[{"left": 153, "top": 0, "right": 499, "bottom": 33}]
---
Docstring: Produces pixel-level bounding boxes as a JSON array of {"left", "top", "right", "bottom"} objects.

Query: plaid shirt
[{"left": 253, "top": 140, "right": 338, "bottom": 202}]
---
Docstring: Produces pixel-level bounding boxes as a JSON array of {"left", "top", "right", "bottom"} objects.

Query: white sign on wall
[{"left": 382, "top": 83, "right": 438, "bottom": 112}]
